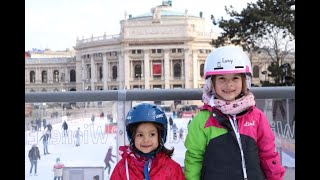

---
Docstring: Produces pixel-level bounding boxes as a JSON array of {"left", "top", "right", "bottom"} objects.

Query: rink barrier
[
  {"left": 25, "top": 86, "right": 295, "bottom": 178},
  {"left": 25, "top": 86, "right": 294, "bottom": 103}
]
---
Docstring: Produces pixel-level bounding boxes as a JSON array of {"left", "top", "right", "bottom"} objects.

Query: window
[
  {"left": 171, "top": 48, "right": 182, "bottom": 53},
  {"left": 30, "top": 71, "right": 35, "bottom": 83},
  {"left": 153, "top": 85, "right": 162, "bottom": 89},
  {"left": 41, "top": 70, "right": 47, "bottom": 83},
  {"left": 134, "top": 64, "right": 142, "bottom": 78},
  {"left": 132, "top": 50, "right": 142, "bottom": 54},
  {"left": 152, "top": 49, "right": 162, "bottom": 54},
  {"left": 112, "top": 66, "right": 117, "bottom": 80},
  {"left": 253, "top": 65, "right": 259, "bottom": 78},
  {"left": 53, "top": 70, "right": 59, "bottom": 83},
  {"left": 200, "top": 64, "right": 204, "bottom": 77},
  {"left": 70, "top": 70, "right": 76, "bottom": 82},
  {"left": 99, "top": 66, "right": 103, "bottom": 80},
  {"left": 173, "top": 63, "right": 181, "bottom": 78}
]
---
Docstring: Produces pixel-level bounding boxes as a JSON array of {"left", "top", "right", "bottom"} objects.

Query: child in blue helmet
[{"left": 110, "top": 103, "right": 185, "bottom": 180}]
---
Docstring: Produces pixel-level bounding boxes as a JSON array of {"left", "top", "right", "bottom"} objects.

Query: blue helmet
[{"left": 126, "top": 103, "right": 168, "bottom": 143}]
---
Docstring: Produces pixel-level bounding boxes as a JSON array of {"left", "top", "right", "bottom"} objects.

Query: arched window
[
  {"left": 70, "top": 69, "right": 76, "bottom": 82},
  {"left": 253, "top": 65, "right": 259, "bottom": 78},
  {"left": 134, "top": 64, "right": 142, "bottom": 78},
  {"left": 200, "top": 63, "right": 204, "bottom": 77},
  {"left": 53, "top": 70, "right": 59, "bottom": 83},
  {"left": 173, "top": 63, "right": 181, "bottom": 78},
  {"left": 41, "top": 70, "right": 47, "bottom": 83},
  {"left": 112, "top": 66, "right": 117, "bottom": 80},
  {"left": 30, "top": 71, "right": 35, "bottom": 83}
]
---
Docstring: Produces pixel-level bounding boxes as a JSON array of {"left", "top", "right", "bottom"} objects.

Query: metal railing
[
  {"left": 25, "top": 86, "right": 295, "bottom": 103},
  {"left": 25, "top": 86, "right": 295, "bottom": 179}
]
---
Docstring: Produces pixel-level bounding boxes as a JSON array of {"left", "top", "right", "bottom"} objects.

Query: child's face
[
  {"left": 134, "top": 122, "right": 159, "bottom": 154},
  {"left": 214, "top": 73, "right": 243, "bottom": 102}
]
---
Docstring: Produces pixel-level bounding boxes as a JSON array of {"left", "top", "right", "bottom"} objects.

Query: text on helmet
[
  {"left": 222, "top": 58, "right": 233, "bottom": 64},
  {"left": 155, "top": 114, "right": 164, "bottom": 118}
]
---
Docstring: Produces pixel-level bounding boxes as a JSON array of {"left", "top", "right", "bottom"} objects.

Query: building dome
[{"left": 128, "top": 2, "right": 200, "bottom": 20}]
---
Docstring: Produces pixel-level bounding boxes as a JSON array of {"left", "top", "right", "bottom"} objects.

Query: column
[
  {"left": 144, "top": 50, "right": 150, "bottom": 89},
  {"left": 184, "top": 49, "right": 191, "bottom": 88},
  {"left": 124, "top": 51, "right": 130, "bottom": 89},
  {"left": 81, "top": 56, "right": 85, "bottom": 91},
  {"left": 103, "top": 53, "right": 108, "bottom": 90},
  {"left": 192, "top": 50, "right": 199, "bottom": 88},
  {"left": 164, "top": 49, "right": 170, "bottom": 89},
  {"left": 48, "top": 68, "right": 53, "bottom": 84},
  {"left": 36, "top": 67, "right": 41, "bottom": 84},
  {"left": 90, "top": 54, "right": 95, "bottom": 91}
]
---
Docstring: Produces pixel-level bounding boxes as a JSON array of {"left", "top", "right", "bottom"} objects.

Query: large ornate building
[{"left": 25, "top": 1, "right": 294, "bottom": 93}]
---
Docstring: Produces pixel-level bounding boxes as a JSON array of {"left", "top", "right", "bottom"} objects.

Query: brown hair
[{"left": 128, "top": 122, "right": 174, "bottom": 157}]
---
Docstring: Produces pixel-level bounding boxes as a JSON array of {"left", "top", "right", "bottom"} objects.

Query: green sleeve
[
  {"left": 184, "top": 110, "right": 227, "bottom": 180},
  {"left": 184, "top": 111, "right": 210, "bottom": 180}
]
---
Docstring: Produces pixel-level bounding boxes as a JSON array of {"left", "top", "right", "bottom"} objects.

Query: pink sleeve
[{"left": 256, "top": 112, "right": 286, "bottom": 180}]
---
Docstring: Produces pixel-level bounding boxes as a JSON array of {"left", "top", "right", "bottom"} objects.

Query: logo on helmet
[
  {"left": 222, "top": 58, "right": 233, "bottom": 64},
  {"left": 155, "top": 114, "right": 164, "bottom": 118}
]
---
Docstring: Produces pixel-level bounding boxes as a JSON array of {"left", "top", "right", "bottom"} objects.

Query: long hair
[{"left": 128, "top": 122, "right": 174, "bottom": 157}]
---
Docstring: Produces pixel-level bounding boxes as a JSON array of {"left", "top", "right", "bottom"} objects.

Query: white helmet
[{"left": 204, "top": 45, "right": 252, "bottom": 78}]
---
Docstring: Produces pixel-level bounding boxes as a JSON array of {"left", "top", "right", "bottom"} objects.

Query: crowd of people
[{"left": 27, "top": 117, "right": 82, "bottom": 178}]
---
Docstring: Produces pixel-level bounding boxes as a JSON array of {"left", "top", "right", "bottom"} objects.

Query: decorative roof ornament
[{"left": 162, "top": 0, "right": 172, "bottom": 6}]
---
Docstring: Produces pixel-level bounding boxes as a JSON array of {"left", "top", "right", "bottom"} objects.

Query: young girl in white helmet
[{"left": 184, "top": 45, "right": 286, "bottom": 180}]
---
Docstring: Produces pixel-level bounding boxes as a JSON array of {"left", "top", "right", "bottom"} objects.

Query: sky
[
  {"left": 25, "top": 0, "right": 257, "bottom": 51},
  {"left": 25, "top": 114, "right": 295, "bottom": 180}
]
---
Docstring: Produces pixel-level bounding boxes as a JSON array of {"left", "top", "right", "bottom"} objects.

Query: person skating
[
  {"left": 62, "top": 120, "right": 68, "bottom": 136},
  {"left": 39, "top": 132, "right": 50, "bottom": 155},
  {"left": 104, "top": 146, "right": 116, "bottom": 175},
  {"left": 53, "top": 157, "right": 64, "bottom": 180},
  {"left": 28, "top": 144, "right": 40, "bottom": 176},
  {"left": 74, "top": 127, "right": 82, "bottom": 146}
]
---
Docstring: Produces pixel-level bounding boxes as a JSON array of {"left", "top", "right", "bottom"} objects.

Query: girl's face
[
  {"left": 214, "top": 73, "right": 243, "bottom": 102},
  {"left": 134, "top": 122, "right": 159, "bottom": 154}
]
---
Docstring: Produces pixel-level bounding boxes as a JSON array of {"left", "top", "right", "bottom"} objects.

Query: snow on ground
[{"left": 25, "top": 117, "right": 294, "bottom": 179}]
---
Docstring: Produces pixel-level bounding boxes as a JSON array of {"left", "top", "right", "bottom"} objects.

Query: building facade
[{"left": 25, "top": 2, "right": 294, "bottom": 93}]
